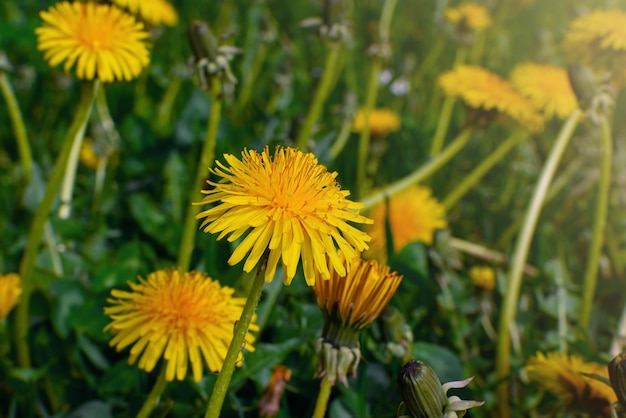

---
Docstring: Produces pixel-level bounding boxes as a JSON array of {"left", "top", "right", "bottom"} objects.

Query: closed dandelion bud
[
  {"left": 609, "top": 350, "right": 626, "bottom": 407},
  {"left": 567, "top": 63, "right": 596, "bottom": 110},
  {"left": 187, "top": 20, "right": 218, "bottom": 62},
  {"left": 397, "top": 360, "right": 447, "bottom": 418}
]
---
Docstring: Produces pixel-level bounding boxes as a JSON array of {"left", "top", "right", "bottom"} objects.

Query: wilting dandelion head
[
  {"left": 0, "top": 273, "right": 21, "bottom": 320},
  {"left": 196, "top": 146, "right": 372, "bottom": 286},
  {"left": 525, "top": 351, "right": 617, "bottom": 416},
  {"left": 444, "top": 3, "right": 492, "bottom": 32},
  {"left": 111, "top": 0, "right": 178, "bottom": 27},
  {"left": 511, "top": 63, "right": 579, "bottom": 120},
  {"left": 35, "top": 2, "right": 150, "bottom": 82},
  {"left": 352, "top": 108, "right": 401, "bottom": 137},
  {"left": 366, "top": 185, "right": 447, "bottom": 261},
  {"left": 104, "top": 269, "right": 258, "bottom": 382},
  {"left": 438, "top": 65, "right": 545, "bottom": 133}
]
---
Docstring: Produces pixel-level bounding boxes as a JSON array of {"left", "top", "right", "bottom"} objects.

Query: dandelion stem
[
  {"left": 312, "top": 376, "right": 333, "bottom": 418},
  {"left": 295, "top": 43, "right": 342, "bottom": 151},
  {"left": 177, "top": 77, "right": 222, "bottom": 271},
  {"left": 495, "top": 109, "right": 581, "bottom": 418},
  {"left": 442, "top": 130, "right": 525, "bottom": 209},
  {"left": 204, "top": 252, "right": 268, "bottom": 418},
  {"left": 236, "top": 41, "right": 268, "bottom": 117},
  {"left": 137, "top": 366, "right": 169, "bottom": 418},
  {"left": 579, "top": 114, "right": 612, "bottom": 330},
  {"left": 14, "top": 80, "right": 100, "bottom": 368},
  {"left": 361, "top": 128, "right": 474, "bottom": 210}
]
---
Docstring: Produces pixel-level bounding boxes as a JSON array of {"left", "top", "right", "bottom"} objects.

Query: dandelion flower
[
  {"left": 366, "top": 185, "right": 447, "bottom": 261},
  {"left": 468, "top": 266, "right": 495, "bottom": 291},
  {"left": 111, "top": 0, "right": 178, "bottom": 27},
  {"left": 444, "top": 3, "right": 492, "bottom": 32},
  {"left": 438, "top": 65, "right": 544, "bottom": 133},
  {"left": 511, "top": 63, "right": 579, "bottom": 119},
  {"left": 104, "top": 269, "right": 258, "bottom": 382},
  {"left": 196, "top": 146, "right": 372, "bottom": 286},
  {"left": 352, "top": 108, "right": 401, "bottom": 137},
  {"left": 36, "top": 2, "right": 150, "bottom": 82},
  {"left": 0, "top": 273, "right": 21, "bottom": 320},
  {"left": 525, "top": 351, "right": 617, "bottom": 416}
]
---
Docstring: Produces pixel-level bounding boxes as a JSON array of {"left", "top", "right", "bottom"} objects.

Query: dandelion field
[{"left": 2, "top": 0, "right": 626, "bottom": 417}]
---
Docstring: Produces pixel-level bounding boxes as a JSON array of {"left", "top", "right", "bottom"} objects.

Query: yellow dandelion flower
[
  {"left": 35, "top": 2, "right": 150, "bottom": 82},
  {"left": 444, "top": 3, "right": 492, "bottom": 32},
  {"left": 468, "top": 265, "right": 495, "bottom": 291},
  {"left": 352, "top": 108, "right": 401, "bottom": 137},
  {"left": 104, "top": 269, "right": 258, "bottom": 382},
  {"left": 511, "top": 63, "right": 579, "bottom": 120},
  {"left": 0, "top": 273, "right": 21, "bottom": 320},
  {"left": 79, "top": 138, "right": 100, "bottom": 170},
  {"left": 563, "top": 9, "right": 626, "bottom": 73},
  {"left": 525, "top": 351, "right": 617, "bottom": 416},
  {"left": 196, "top": 146, "right": 372, "bottom": 286},
  {"left": 366, "top": 185, "right": 447, "bottom": 261},
  {"left": 438, "top": 65, "right": 545, "bottom": 133},
  {"left": 111, "top": 0, "right": 178, "bottom": 27}
]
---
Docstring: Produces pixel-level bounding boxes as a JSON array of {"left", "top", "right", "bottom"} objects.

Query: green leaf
[{"left": 411, "top": 342, "right": 465, "bottom": 384}]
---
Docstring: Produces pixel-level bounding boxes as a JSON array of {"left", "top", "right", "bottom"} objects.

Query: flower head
[
  {"left": 525, "top": 351, "right": 617, "bottom": 416},
  {"left": 366, "top": 185, "right": 447, "bottom": 262},
  {"left": 352, "top": 108, "right": 401, "bottom": 137},
  {"left": 511, "top": 63, "right": 579, "bottom": 119},
  {"left": 0, "top": 273, "right": 21, "bottom": 320},
  {"left": 444, "top": 3, "right": 492, "bottom": 32},
  {"left": 438, "top": 65, "right": 544, "bottom": 132},
  {"left": 104, "top": 269, "right": 258, "bottom": 382},
  {"left": 196, "top": 146, "right": 372, "bottom": 286},
  {"left": 36, "top": 2, "right": 150, "bottom": 82},
  {"left": 111, "top": 0, "right": 178, "bottom": 27},
  {"left": 468, "top": 265, "right": 496, "bottom": 291}
]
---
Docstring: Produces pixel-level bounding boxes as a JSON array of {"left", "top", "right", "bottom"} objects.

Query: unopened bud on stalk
[
  {"left": 187, "top": 20, "right": 218, "bottom": 62},
  {"left": 567, "top": 63, "right": 597, "bottom": 110},
  {"left": 397, "top": 360, "right": 447, "bottom": 418}
]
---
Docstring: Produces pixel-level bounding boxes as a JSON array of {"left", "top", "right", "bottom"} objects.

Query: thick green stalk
[
  {"left": 295, "top": 44, "right": 342, "bottom": 151},
  {"left": 177, "top": 77, "right": 222, "bottom": 271},
  {"left": 579, "top": 114, "right": 612, "bottom": 329},
  {"left": 312, "top": 376, "right": 333, "bottom": 418},
  {"left": 361, "top": 128, "right": 474, "bottom": 210},
  {"left": 14, "top": 81, "right": 100, "bottom": 368},
  {"left": 442, "top": 131, "right": 525, "bottom": 209},
  {"left": 0, "top": 71, "right": 32, "bottom": 184},
  {"left": 495, "top": 109, "right": 582, "bottom": 418},
  {"left": 204, "top": 253, "right": 268, "bottom": 418},
  {"left": 136, "top": 366, "right": 169, "bottom": 418}
]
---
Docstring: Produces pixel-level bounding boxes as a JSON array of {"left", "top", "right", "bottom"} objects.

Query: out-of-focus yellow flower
[
  {"left": 79, "top": 138, "right": 100, "bottom": 170},
  {"left": 444, "top": 3, "right": 492, "bottom": 31},
  {"left": 0, "top": 273, "right": 21, "bottom": 320},
  {"left": 468, "top": 266, "right": 495, "bottom": 291},
  {"left": 366, "top": 185, "right": 447, "bottom": 261},
  {"left": 196, "top": 146, "right": 372, "bottom": 286},
  {"left": 104, "top": 269, "right": 258, "bottom": 382},
  {"left": 35, "top": 2, "right": 150, "bottom": 82},
  {"left": 111, "top": 0, "right": 178, "bottom": 27},
  {"left": 352, "top": 108, "right": 401, "bottom": 137},
  {"left": 525, "top": 351, "right": 617, "bottom": 416},
  {"left": 438, "top": 65, "right": 544, "bottom": 133},
  {"left": 563, "top": 9, "right": 626, "bottom": 74},
  {"left": 511, "top": 63, "right": 579, "bottom": 120}
]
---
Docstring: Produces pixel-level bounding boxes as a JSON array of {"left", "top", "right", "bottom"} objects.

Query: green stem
[
  {"left": 177, "top": 77, "right": 222, "bottom": 271},
  {"left": 204, "top": 253, "right": 268, "bottom": 418},
  {"left": 14, "top": 80, "right": 100, "bottom": 368},
  {"left": 495, "top": 109, "right": 581, "bottom": 418},
  {"left": 312, "top": 376, "right": 333, "bottom": 418},
  {"left": 579, "top": 114, "right": 612, "bottom": 329},
  {"left": 57, "top": 114, "right": 89, "bottom": 219},
  {"left": 412, "top": 37, "right": 445, "bottom": 88},
  {"left": 328, "top": 107, "right": 354, "bottom": 160},
  {"left": 235, "top": 42, "right": 268, "bottom": 117},
  {"left": 155, "top": 74, "right": 183, "bottom": 135},
  {"left": 442, "top": 130, "right": 525, "bottom": 209},
  {"left": 295, "top": 44, "right": 342, "bottom": 151},
  {"left": 361, "top": 128, "right": 474, "bottom": 210},
  {"left": 137, "top": 366, "right": 169, "bottom": 418},
  {"left": 0, "top": 71, "right": 32, "bottom": 184}
]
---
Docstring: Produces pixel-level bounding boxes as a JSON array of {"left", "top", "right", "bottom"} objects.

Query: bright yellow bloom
[
  {"left": 352, "top": 108, "right": 401, "bottom": 137},
  {"left": 36, "top": 2, "right": 150, "bottom": 82},
  {"left": 511, "top": 63, "right": 579, "bottom": 120},
  {"left": 366, "top": 185, "right": 447, "bottom": 261},
  {"left": 468, "top": 266, "right": 495, "bottom": 291},
  {"left": 196, "top": 146, "right": 372, "bottom": 286},
  {"left": 438, "top": 65, "right": 544, "bottom": 133},
  {"left": 444, "top": 3, "right": 492, "bottom": 31},
  {"left": 111, "top": 0, "right": 178, "bottom": 27},
  {"left": 525, "top": 351, "right": 617, "bottom": 416},
  {"left": 104, "top": 269, "right": 258, "bottom": 382},
  {"left": 0, "top": 273, "right": 21, "bottom": 319}
]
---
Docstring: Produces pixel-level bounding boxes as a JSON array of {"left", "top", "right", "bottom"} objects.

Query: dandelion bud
[
  {"left": 567, "top": 63, "right": 597, "bottom": 110},
  {"left": 397, "top": 360, "right": 447, "bottom": 418},
  {"left": 609, "top": 350, "right": 626, "bottom": 407},
  {"left": 187, "top": 20, "right": 218, "bottom": 62}
]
